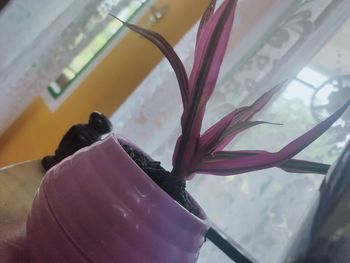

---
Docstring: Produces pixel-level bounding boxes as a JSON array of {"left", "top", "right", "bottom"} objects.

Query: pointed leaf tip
[
  {"left": 109, "top": 13, "right": 190, "bottom": 109},
  {"left": 278, "top": 99, "right": 350, "bottom": 158},
  {"left": 199, "top": 81, "right": 286, "bottom": 154},
  {"left": 199, "top": 151, "right": 330, "bottom": 175},
  {"left": 196, "top": 0, "right": 217, "bottom": 45}
]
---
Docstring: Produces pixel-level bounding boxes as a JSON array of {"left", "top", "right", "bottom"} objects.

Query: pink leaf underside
[
  {"left": 200, "top": 121, "right": 281, "bottom": 155},
  {"left": 172, "top": 0, "right": 238, "bottom": 177},
  {"left": 193, "top": 100, "right": 350, "bottom": 175},
  {"left": 202, "top": 150, "right": 330, "bottom": 175},
  {"left": 196, "top": 0, "right": 217, "bottom": 46},
  {"left": 199, "top": 82, "right": 285, "bottom": 153},
  {"left": 179, "top": 0, "right": 238, "bottom": 140},
  {"left": 189, "top": 0, "right": 237, "bottom": 97},
  {"left": 110, "top": 15, "right": 189, "bottom": 108}
]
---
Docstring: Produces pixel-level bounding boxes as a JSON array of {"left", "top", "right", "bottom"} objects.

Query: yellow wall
[{"left": 0, "top": 0, "right": 210, "bottom": 167}]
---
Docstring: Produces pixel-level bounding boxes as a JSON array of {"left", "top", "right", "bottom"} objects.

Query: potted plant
[{"left": 2, "top": 0, "right": 350, "bottom": 262}]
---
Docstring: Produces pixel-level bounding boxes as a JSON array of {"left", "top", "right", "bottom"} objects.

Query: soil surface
[{"left": 119, "top": 142, "right": 200, "bottom": 217}]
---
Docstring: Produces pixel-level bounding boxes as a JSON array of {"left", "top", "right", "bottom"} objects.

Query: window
[{"left": 47, "top": 0, "right": 149, "bottom": 99}]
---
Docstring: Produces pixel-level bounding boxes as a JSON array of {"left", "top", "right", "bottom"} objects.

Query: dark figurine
[{"left": 41, "top": 112, "right": 113, "bottom": 171}]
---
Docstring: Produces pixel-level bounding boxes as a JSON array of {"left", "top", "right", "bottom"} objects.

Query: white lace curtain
[
  {"left": 0, "top": 0, "right": 137, "bottom": 135},
  {"left": 110, "top": 0, "right": 350, "bottom": 262}
]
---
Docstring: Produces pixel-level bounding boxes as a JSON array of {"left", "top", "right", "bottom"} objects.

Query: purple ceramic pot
[{"left": 26, "top": 134, "right": 208, "bottom": 262}]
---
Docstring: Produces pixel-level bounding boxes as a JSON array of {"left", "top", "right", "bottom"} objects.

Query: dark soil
[{"left": 119, "top": 142, "right": 200, "bottom": 217}]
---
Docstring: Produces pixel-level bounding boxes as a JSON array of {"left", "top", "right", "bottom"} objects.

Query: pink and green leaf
[
  {"left": 279, "top": 158, "right": 330, "bottom": 174},
  {"left": 196, "top": 0, "right": 217, "bottom": 47},
  {"left": 188, "top": 0, "right": 237, "bottom": 97},
  {"left": 110, "top": 15, "right": 190, "bottom": 108},
  {"left": 199, "top": 82, "right": 285, "bottom": 153},
  {"left": 172, "top": 0, "right": 238, "bottom": 178},
  {"left": 200, "top": 121, "right": 281, "bottom": 155},
  {"left": 198, "top": 107, "right": 248, "bottom": 153},
  {"left": 202, "top": 150, "right": 330, "bottom": 174},
  {"left": 193, "top": 100, "right": 350, "bottom": 175}
]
